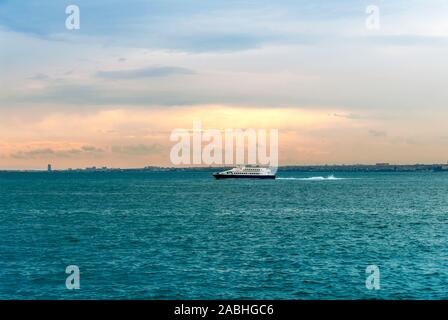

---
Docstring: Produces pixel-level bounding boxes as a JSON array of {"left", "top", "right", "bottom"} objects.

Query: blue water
[{"left": 0, "top": 170, "right": 447, "bottom": 299}]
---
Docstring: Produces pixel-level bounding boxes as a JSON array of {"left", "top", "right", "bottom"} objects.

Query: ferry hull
[{"left": 213, "top": 174, "right": 276, "bottom": 180}]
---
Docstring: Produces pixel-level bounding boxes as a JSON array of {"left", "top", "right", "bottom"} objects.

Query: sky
[{"left": 1, "top": 0, "right": 448, "bottom": 169}]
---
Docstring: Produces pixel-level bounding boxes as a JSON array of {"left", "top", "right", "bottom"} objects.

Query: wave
[{"left": 277, "top": 175, "right": 347, "bottom": 181}]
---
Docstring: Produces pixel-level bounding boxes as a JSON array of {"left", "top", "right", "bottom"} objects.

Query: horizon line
[{"left": 2, "top": 162, "right": 448, "bottom": 172}]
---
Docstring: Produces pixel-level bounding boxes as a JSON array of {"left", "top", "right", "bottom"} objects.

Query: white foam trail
[{"left": 277, "top": 175, "right": 347, "bottom": 181}]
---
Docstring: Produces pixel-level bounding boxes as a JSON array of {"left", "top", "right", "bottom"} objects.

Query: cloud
[
  {"left": 6, "top": 0, "right": 426, "bottom": 53},
  {"left": 81, "top": 145, "right": 104, "bottom": 153},
  {"left": 155, "top": 33, "right": 271, "bottom": 53},
  {"left": 333, "top": 113, "right": 363, "bottom": 120},
  {"left": 0, "top": 0, "right": 281, "bottom": 52},
  {"left": 10, "top": 145, "right": 104, "bottom": 159},
  {"left": 28, "top": 73, "right": 50, "bottom": 81},
  {"left": 11, "top": 83, "right": 199, "bottom": 107},
  {"left": 3, "top": 1, "right": 448, "bottom": 112},
  {"left": 366, "top": 35, "right": 448, "bottom": 47},
  {"left": 3, "top": 0, "right": 448, "bottom": 168},
  {"left": 111, "top": 144, "right": 164, "bottom": 156},
  {"left": 11, "top": 148, "right": 75, "bottom": 159},
  {"left": 369, "top": 129, "right": 387, "bottom": 137},
  {"left": 2, "top": 0, "right": 448, "bottom": 54},
  {"left": 96, "top": 66, "right": 195, "bottom": 79}
]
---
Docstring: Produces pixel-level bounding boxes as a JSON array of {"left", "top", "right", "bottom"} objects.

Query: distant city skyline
[{"left": 2, "top": 1, "right": 448, "bottom": 169}]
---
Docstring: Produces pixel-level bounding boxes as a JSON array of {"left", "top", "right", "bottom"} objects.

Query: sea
[{"left": 0, "top": 170, "right": 447, "bottom": 299}]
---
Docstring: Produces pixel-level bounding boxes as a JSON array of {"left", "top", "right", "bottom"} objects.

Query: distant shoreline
[{"left": 2, "top": 164, "right": 448, "bottom": 173}]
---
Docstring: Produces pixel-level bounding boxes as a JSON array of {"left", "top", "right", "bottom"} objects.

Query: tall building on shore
[{"left": 47, "top": 164, "right": 52, "bottom": 172}]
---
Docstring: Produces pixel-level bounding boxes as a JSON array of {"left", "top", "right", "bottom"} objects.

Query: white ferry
[{"left": 213, "top": 166, "right": 276, "bottom": 180}]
